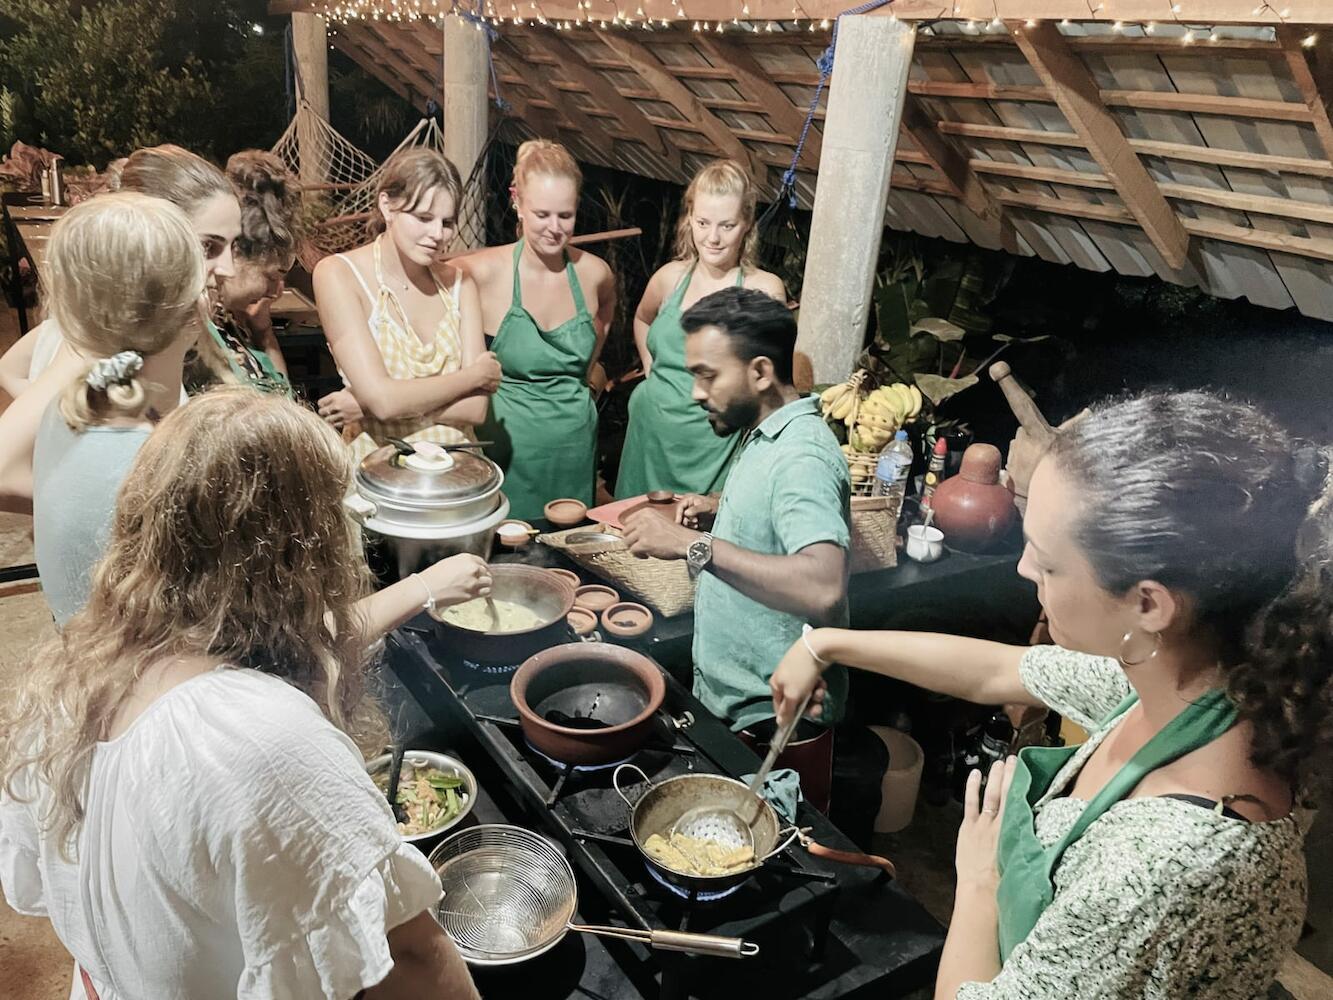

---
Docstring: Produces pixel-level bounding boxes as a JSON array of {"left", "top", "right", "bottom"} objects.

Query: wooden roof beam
[
  {"left": 275, "top": 1, "right": 1333, "bottom": 25},
  {"left": 525, "top": 32, "right": 685, "bottom": 176},
  {"left": 593, "top": 30, "right": 760, "bottom": 176},
  {"left": 494, "top": 42, "right": 623, "bottom": 151},
  {"left": 1276, "top": 26, "right": 1333, "bottom": 164},
  {"left": 901, "top": 98, "right": 999, "bottom": 219},
  {"left": 1007, "top": 19, "right": 1190, "bottom": 268},
  {"left": 691, "top": 34, "right": 822, "bottom": 171}
]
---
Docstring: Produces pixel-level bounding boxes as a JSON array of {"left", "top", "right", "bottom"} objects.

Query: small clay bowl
[
  {"left": 573, "top": 583, "right": 620, "bottom": 613},
  {"left": 601, "top": 601, "right": 654, "bottom": 639},
  {"left": 544, "top": 498, "right": 589, "bottom": 528},
  {"left": 496, "top": 519, "right": 535, "bottom": 549},
  {"left": 547, "top": 568, "right": 582, "bottom": 590},
  {"left": 566, "top": 606, "right": 599, "bottom": 637}
]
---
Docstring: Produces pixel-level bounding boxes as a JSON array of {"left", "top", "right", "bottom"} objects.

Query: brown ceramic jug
[{"left": 930, "top": 443, "right": 1017, "bottom": 552}]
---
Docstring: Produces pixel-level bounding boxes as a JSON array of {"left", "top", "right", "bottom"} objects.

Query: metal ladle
[{"left": 669, "top": 690, "right": 812, "bottom": 852}]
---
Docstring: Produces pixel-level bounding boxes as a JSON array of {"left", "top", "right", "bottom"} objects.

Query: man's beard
[{"left": 703, "top": 396, "right": 759, "bottom": 436}]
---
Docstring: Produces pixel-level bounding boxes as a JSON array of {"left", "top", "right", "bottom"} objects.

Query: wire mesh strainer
[{"left": 430, "top": 824, "right": 759, "bottom": 964}]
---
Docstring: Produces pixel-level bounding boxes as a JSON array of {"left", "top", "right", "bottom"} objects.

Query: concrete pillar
[
  {"left": 794, "top": 16, "right": 916, "bottom": 387},
  {"left": 292, "top": 12, "right": 330, "bottom": 185},
  {"left": 443, "top": 14, "right": 491, "bottom": 249}
]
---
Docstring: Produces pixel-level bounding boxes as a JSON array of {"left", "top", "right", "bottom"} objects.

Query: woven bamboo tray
[
  {"left": 849, "top": 494, "right": 900, "bottom": 574},
  {"left": 538, "top": 527, "right": 696, "bottom": 617}
]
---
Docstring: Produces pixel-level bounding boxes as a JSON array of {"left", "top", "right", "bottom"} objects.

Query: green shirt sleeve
[{"left": 771, "top": 442, "right": 851, "bottom": 555}]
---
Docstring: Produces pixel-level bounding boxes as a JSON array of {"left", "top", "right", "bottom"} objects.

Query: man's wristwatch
[{"left": 686, "top": 532, "right": 714, "bottom": 579}]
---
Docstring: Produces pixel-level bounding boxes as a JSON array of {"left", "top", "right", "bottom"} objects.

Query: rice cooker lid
[{"left": 356, "top": 444, "right": 502, "bottom": 505}]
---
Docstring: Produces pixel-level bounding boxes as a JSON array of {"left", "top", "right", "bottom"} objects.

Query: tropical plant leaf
[
  {"left": 910, "top": 317, "right": 966, "bottom": 342},
  {"left": 915, "top": 372, "right": 979, "bottom": 405},
  {"left": 992, "top": 333, "right": 1053, "bottom": 343}
]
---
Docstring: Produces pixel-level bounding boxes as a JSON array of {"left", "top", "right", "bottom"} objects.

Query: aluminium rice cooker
[{"left": 344, "top": 443, "right": 510, "bottom": 577}]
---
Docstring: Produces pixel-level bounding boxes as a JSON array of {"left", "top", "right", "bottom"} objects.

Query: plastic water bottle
[{"left": 872, "top": 430, "right": 913, "bottom": 507}]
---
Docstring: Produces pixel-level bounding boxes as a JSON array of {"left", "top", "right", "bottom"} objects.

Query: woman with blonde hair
[
  {"left": 0, "top": 388, "right": 479, "bottom": 1000},
  {"left": 457, "top": 139, "right": 616, "bottom": 519},
  {"left": 615, "top": 159, "right": 785, "bottom": 498},
  {"left": 313, "top": 146, "right": 500, "bottom": 460}
]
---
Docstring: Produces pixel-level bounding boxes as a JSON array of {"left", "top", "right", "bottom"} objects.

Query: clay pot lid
[
  {"left": 646, "top": 490, "right": 676, "bottom": 504},
  {"left": 957, "top": 443, "right": 1003, "bottom": 484},
  {"left": 566, "top": 606, "right": 599, "bottom": 636},
  {"left": 601, "top": 602, "right": 654, "bottom": 638},
  {"left": 544, "top": 498, "right": 589, "bottom": 527},
  {"left": 547, "top": 568, "right": 582, "bottom": 589},
  {"left": 574, "top": 583, "right": 620, "bottom": 612}
]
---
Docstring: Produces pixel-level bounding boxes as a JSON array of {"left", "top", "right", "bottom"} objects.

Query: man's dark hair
[{"left": 681, "top": 287, "right": 796, "bottom": 385}]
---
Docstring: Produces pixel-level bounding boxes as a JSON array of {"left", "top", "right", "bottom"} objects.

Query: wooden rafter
[
  {"left": 691, "top": 34, "right": 822, "bottom": 170},
  {"left": 900, "top": 98, "right": 998, "bottom": 219},
  {"left": 593, "top": 30, "right": 760, "bottom": 176},
  {"left": 337, "top": 25, "right": 433, "bottom": 106},
  {"left": 494, "top": 40, "right": 622, "bottom": 151},
  {"left": 1276, "top": 26, "right": 1333, "bottom": 164},
  {"left": 521, "top": 31, "right": 685, "bottom": 176},
  {"left": 276, "top": 0, "right": 1333, "bottom": 24},
  {"left": 1007, "top": 19, "right": 1190, "bottom": 269},
  {"left": 995, "top": 190, "right": 1333, "bottom": 265}
]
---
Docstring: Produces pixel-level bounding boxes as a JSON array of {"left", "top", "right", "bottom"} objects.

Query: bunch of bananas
[{"left": 822, "top": 376, "right": 923, "bottom": 455}]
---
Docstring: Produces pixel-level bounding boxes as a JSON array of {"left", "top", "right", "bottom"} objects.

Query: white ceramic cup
[{"left": 905, "top": 524, "right": 945, "bottom": 563}]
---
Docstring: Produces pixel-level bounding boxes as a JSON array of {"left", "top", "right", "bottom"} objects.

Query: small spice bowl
[
  {"left": 496, "top": 519, "right": 535, "bottom": 550},
  {"left": 566, "top": 606, "right": 600, "bottom": 637},
  {"left": 573, "top": 583, "right": 620, "bottom": 613},
  {"left": 601, "top": 601, "right": 654, "bottom": 639},
  {"left": 547, "top": 568, "right": 581, "bottom": 590},
  {"left": 544, "top": 498, "right": 589, "bottom": 528},
  {"left": 905, "top": 524, "right": 945, "bottom": 563}
]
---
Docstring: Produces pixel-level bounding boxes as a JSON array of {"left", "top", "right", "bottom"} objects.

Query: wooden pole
[
  {"left": 291, "top": 12, "right": 330, "bottom": 186},
  {"left": 795, "top": 15, "right": 915, "bottom": 388},
  {"left": 443, "top": 14, "right": 490, "bottom": 250}
]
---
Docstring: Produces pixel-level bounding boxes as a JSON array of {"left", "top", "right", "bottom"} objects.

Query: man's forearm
[{"left": 707, "top": 541, "right": 845, "bottom": 622}]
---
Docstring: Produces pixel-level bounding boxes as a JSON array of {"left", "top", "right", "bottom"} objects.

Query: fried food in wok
[{"left": 643, "top": 832, "right": 755, "bottom": 876}]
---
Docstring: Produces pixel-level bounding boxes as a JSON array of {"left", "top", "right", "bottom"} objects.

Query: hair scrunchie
[{"left": 85, "top": 351, "right": 144, "bottom": 392}]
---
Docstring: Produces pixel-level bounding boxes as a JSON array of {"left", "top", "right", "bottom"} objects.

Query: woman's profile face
[
  {"left": 190, "top": 192, "right": 243, "bottom": 286},
  {"left": 515, "top": 173, "right": 578, "bottom": 253},
  {"left": 382, "top": 186, "right": 457, "bottom": 267},
  {"left": 1017, "top": 456, "right": 1136, "bottom": 658}
]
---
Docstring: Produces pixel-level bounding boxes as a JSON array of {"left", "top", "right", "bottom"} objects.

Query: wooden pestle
[{"left": 989, "top": 361, "right": 1055, "bottom": 446}]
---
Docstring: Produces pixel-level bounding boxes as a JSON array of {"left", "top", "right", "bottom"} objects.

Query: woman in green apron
[
  {"left": 458, "top": 141, "right": 614, "bottom": 520},
  {"left": 616, "top": 160, "right": 786, "bottom": 498},
  {"left": 769, "top": 390, "right": 1330, "bottom": 999}
]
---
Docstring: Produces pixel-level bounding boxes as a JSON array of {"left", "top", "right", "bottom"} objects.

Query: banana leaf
[{"left": 915, "top": 372, "right": 979, "bottom": 406}]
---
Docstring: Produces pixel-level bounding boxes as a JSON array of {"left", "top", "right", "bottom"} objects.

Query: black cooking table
[{"left": 385, "top": 621, "right": 945, "bottom": 1000}]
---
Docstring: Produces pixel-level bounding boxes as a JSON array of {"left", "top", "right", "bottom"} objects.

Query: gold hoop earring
[{"left": 1118, "top": 630, "right": 1161, "bottom": 667}]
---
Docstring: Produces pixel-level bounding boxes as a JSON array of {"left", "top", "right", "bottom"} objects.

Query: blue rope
[
  {"left": 778, "top": 0, "right": 897, "bottom": 208},
  {"left": 455, "top": 3, "right": 511, "bottom": 112}
]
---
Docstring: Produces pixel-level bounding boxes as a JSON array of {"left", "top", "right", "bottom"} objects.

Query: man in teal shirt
[{"left": 623, "top": 287, "right": 850, "bottom": 812}]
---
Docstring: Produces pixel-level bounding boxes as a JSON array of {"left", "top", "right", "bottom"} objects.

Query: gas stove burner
[
  {"left": 459, "top": 657, "right": 520, "bottom": 676},
  {"left": 524, "top": 739, "right": 633, "bottom": 774},
  {"left": 644, "top": 861, "right": 742, "bottom": 902}
]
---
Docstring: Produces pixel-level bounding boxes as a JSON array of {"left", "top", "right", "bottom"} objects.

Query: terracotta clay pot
[{"left": 930, "top": 443, "right": 1017, "bottom": 552}]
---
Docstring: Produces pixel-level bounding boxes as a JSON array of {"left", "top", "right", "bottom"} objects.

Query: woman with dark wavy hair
[{"left": 771, "top": 390, "right": 1328, "bottom": 999}]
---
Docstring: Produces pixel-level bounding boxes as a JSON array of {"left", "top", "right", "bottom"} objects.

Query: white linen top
[{"left": 0, "top": 667, "right": 442, "bottom": 1000}]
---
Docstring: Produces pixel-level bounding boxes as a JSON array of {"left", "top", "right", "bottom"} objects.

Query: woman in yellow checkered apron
[{"left": 313, "top": 148, "right": 501, "bottom": 461}]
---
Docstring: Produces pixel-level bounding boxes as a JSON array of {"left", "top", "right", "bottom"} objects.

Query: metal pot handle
[
  {"left": 759, "top": 825, "right": 802, "bottom": 862},
  {"left": 612, "top": 763, "right": 654, "bottom": 807},
  {"left": 568, "top": 923, "right": 759, "bottom": 959},
  {"left": 343, "top": 493, "right": 377, "bottom": 522}
]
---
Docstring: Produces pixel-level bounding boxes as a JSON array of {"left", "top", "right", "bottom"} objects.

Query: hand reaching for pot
[
  {"left": 675, "top": 493, "right": 719, "bottom": 530},
  {"left": 419, "top": 554, "right": 492, "bottom": 607}
]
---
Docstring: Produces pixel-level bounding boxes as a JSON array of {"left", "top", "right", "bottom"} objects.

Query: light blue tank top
[{"left": 32, "top": 403, "right": 149, "bottom": 625}]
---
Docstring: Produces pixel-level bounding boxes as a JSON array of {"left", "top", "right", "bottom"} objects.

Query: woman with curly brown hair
[
  {"left": 0, "top": 388, "right": 479, "bottom": 1000},
  {"left": 770, "top": 390, "right": 1328, "bottom": 999}
]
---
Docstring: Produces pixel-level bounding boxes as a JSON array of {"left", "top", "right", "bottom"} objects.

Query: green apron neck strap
[
  {"left": 510, "top": 240, "right": 525, "bottom": 306},
  {"left": 734, "top": 265, "right": 746, "bottom": 288},
  {"left": 671, "top": 262, "right": 697, "bottom": 305},
  {"left": 1061, "top": 688, "right": 1237, "bottom": 848},
  {"left": 1103, "top": 689, "right": 1140, "bottom": 726},
  {"left": 564, "top": 252, "right": 589, "bottom": 317}
]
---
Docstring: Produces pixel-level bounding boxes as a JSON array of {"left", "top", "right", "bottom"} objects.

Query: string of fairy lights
[{"left": 312, "top": 0, "right": 1320, "bottom": 47}]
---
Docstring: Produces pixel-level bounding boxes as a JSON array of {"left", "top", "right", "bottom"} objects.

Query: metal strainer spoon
[{"left": 669, "top": 690, "right": 812, "bottom": 851}]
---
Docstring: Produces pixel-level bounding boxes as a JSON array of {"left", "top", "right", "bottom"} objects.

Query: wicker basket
[
  {"left": 538, "top": 528, "right": 696, "bottom": 617},
  {"left": 849, "top": 494, "right": 900, "bottom": 574},
  {"left": 846, "top": 452, "right": 879, "bottom": 497}
]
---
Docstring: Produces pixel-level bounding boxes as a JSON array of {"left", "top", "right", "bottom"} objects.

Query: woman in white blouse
[{"left": 0, "top": 387, "right": 479, "bottom": 1000}]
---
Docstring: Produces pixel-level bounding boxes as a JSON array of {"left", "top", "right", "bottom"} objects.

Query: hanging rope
[
  {"left": 766, "top": 0, "right": 898, "bottom": 217},
  {"left": 455, "top": 3, "right": 512, "bottom": 113}
]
